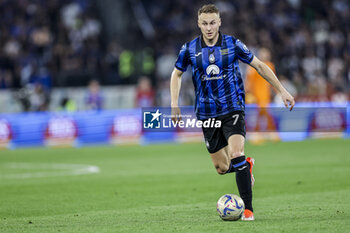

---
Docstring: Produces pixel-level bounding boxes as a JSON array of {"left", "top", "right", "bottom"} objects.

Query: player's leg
[
  {"left": 226, "top": 135, "right": 254, "bottom": 221},
  {"left": 210, "top": 143, "right": 249, "bottom": 175},
  {"left": 227, "top": 134, "right": 254, "bottom": 220},
  {"left": 209, "top": 147, "right": 230, "bottom": 175},
  {"left": 202, "top": 121, "right": 235, "bottom": 175},
  {"left": 222, "top": 111, "right": 254, "bottom": 220}
]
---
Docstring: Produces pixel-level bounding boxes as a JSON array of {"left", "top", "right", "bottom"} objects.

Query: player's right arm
[
  {"left": 171, "top": 43, "right": 190, "bottom": 122},
  {"left": 170, "top": 68, "right": 183, "bottom": 122}
]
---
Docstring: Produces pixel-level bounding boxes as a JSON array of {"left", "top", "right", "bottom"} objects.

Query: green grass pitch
[{"left": 0, "top": 138, "right": 349, "bottom": 233}]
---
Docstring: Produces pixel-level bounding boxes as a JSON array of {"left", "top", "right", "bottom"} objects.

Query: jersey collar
[{"left": 200, "top": 32, "right": 222, "bottom": 48}]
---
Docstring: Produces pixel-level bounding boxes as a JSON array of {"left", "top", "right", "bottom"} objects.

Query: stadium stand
[{"left": 0, "top": 0, "right": 349, "bottom": 112}]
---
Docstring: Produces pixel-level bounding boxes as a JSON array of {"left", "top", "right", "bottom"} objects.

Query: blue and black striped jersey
[{"left": 175, "top": 33, "right": 254, "bottom": 120}]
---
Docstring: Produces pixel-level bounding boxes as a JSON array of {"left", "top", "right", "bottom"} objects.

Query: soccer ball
[{"left": 216, "top": 194, "right": 245, "bottom": 221}]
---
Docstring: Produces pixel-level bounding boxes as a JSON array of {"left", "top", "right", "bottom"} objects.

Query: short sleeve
[
  {"left": 235, "top": 39, "right": 254, "bottom": 64},
  {"left": 175, "top": 43, "right": 190, "bottom": 72}
]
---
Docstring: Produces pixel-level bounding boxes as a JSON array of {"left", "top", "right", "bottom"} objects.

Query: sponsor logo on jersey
[{"left": 202, "top": 64, "right": 222, "bottom": 81}]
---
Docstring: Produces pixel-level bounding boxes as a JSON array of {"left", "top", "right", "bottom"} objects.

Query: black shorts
[{"left": 201, "top": 111, "right": 246, "bottom": 154}]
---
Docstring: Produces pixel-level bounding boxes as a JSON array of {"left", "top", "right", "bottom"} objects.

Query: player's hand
[
  {"left": 171, "top": 106, "right": 182, "bottom": 123},
  {"left": 281, "top": 90, "right": 295, "bottom": 111}
]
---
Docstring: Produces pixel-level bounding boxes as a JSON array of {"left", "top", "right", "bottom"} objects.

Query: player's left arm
[{"left": 249, "top": 56, "right": 295, "bottom": 111}]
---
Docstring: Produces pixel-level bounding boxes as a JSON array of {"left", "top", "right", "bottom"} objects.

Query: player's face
[{"left": 198, "top": 13, "right": 221, "bottom": 41}]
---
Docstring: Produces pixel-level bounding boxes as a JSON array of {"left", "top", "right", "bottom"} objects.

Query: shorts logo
[
  {"left": 143, "top": 109, "right": 162, "bottom": 129},
  {"left": 205, "top": 140, "right": 210, "bottom": 149}
]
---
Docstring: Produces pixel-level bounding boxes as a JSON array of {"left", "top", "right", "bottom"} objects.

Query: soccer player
[{"left": 170, "top": 4, "right": 295, "bottom": 221}]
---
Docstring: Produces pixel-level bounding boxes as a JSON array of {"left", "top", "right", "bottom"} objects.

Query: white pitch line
[{"left": 0, "top": 163, "right": 100, "bottom": 179}]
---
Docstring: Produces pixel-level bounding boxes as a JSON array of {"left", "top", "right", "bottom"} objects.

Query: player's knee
[
  {"left": 215, "top": 165, "right": 228, "bottom": 175},
  {"left": 216, "top": 168, "right": 226, "bottom": 175}
]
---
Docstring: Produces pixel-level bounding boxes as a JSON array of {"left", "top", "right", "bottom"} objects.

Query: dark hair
[{"left": 198, "top": 4, "right": 220, "bottom": 16}]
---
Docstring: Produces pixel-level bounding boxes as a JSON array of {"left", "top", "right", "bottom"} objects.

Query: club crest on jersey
[{"left": 209, "top": 53, "right": 215, "bottom": 63}]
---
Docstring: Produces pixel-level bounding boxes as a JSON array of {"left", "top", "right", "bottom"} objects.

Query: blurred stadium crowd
[
  {"left": 149, "top": 0, "right": 350, "bottom": 105},
  {"left": 0, "top": 0, "right": 349, "bottom": 112},
  {"left": 0, "top": 0, "right": 105, "bottom": 111}
]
